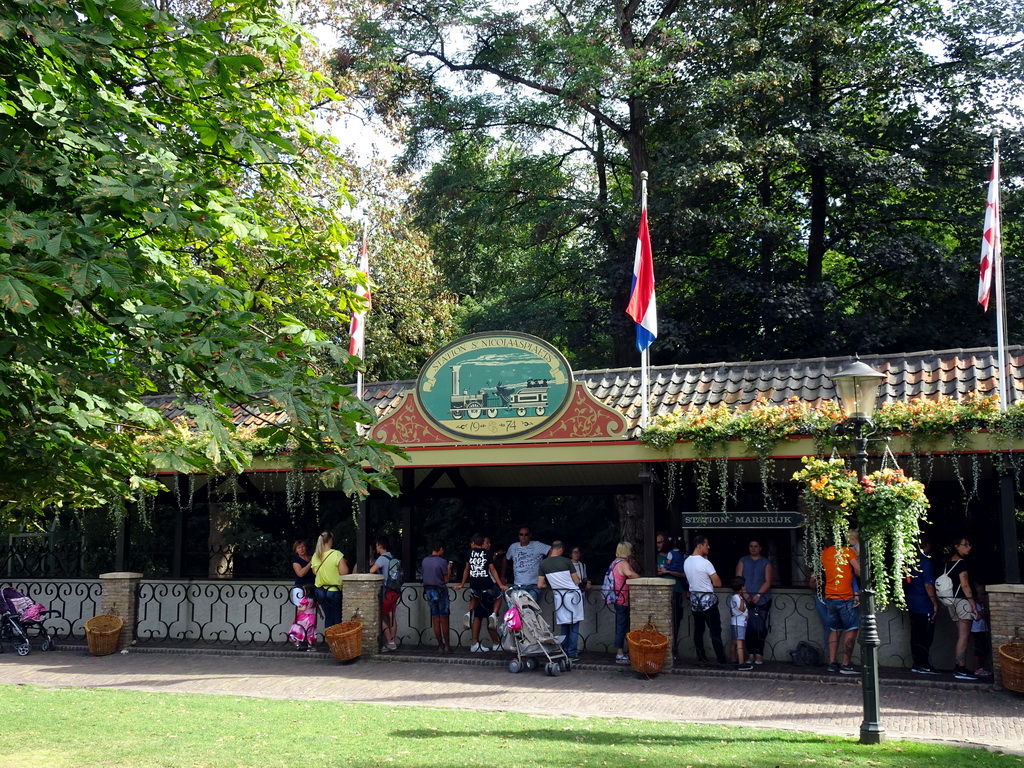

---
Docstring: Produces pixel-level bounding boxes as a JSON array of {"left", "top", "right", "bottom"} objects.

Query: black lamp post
[{"left": 829, "top": 360, "right": 887, "bottom": 746}]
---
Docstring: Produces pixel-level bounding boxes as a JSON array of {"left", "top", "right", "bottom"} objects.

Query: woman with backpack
[
  {"left": 604, "top": 542, "right": 640, "bottom": 665},
  {"left": 943, "top": 536, "right": 981, "bottom": 680}
]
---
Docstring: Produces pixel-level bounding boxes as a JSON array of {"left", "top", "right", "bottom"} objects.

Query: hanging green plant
[
  {"left": 792, "top": 456, "right": 859, "bottom": 545},
  {"left": 856, "top": 467, "right": 930, "bottom": 609},
  {"left": 793, "top": 457, "right": 929, "bottom": 610},
  {"left": 792, "top": 457, "right": 858, "bottom": 597}
]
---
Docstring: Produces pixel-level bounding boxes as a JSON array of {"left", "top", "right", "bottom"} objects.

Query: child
[
  {"left": 288, "top": 584, "right": 318, "bottom": 651},
  {"left": 729, "top": 576, "right": 753, "bottom": 671},
  {"left": 972, "top": 587, "right": 992, "bottom": 677}
]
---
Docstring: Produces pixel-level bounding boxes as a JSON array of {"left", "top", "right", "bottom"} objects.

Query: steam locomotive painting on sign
[{"left": 416, "top": 332, "right": 574, "bottom": 440}]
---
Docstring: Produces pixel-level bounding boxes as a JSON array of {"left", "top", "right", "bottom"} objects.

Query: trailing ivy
[{"left": 642, "top": 394, "right": 1015, "bottom": 512}]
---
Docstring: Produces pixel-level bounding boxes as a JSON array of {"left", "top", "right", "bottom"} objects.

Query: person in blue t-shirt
[{"left": 905, "top": 535, "right": 941, "bottom": 674}]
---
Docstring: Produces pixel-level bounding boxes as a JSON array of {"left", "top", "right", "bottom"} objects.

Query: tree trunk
[{"left": 614, "top": 493, "right": 643, "bottom": 566}]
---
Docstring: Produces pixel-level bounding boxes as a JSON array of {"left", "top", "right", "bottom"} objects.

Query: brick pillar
[
  {"left": 342, "top": 573, "right": 382, "bottom": 658},
  {"left": 627, "top": 577, "right": 675, "bottom": 670},
  {"left": 988, "top": 583, "right": 1024, "bottom": 691},
  {"left": 98, "top": 571, "right": 143, "bottom": 651}
]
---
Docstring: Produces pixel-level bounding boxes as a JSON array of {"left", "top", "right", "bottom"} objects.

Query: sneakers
[
  {"left": 737, "top": 663, "right": 754, "bottom": 671},
  {"left": 912, "top": 665, "right": 940, "bottom": 675},
  {"left": 826, "top": 662, "right": 841, "bottom": 673},
  {"left": 305, "top": 646, "right": 317, "bottom": 652},
  {"left": 953, "top": 666, "right": 977, "bottom": 680},
  {"left": 974, "top": 668, "right": 992, "bottom": 678},
  {"left": 615, "top": 653, "right": 630, "bottom": 665},
  {"left": 386, "top": 641, "right": 398, "bottom": 651},
  {"left": 470, "top": 642, "right": 491, "bottom": 653},
  {"left": 839, "top": 664, "right": 859, "bottom": 675}
]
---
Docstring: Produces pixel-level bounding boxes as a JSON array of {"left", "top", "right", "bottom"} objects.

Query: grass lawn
[{"left": 1, "top": 684, "right": 1020, "bottom": 768}]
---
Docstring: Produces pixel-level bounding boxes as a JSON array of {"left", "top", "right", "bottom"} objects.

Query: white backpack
[{"left": 934, "top": 563, "right": 956, "bottom": 605}]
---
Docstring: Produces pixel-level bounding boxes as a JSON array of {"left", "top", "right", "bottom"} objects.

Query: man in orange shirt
[{"left": 820, "top": 535, "right": 861, "bottom": 675}]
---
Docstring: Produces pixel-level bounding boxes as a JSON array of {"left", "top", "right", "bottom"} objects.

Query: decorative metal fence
[
  {"left": 1, "top": 580, "right": 102, "bottom": 641},
  {"left": 1, "top": 578, "right": 957, "bottom": 666},
  {"left": 135, "top": 581, "right": 296, "bottom": 647}
]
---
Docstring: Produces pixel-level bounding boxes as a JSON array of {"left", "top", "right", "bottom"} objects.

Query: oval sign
[{"left": 416, "top": 332, "right": 574, "bottom": 441}]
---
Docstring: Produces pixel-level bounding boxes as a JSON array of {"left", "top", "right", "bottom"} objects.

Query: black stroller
[{"left": 1, "top": 586, "right": 59, "bottom": 655}]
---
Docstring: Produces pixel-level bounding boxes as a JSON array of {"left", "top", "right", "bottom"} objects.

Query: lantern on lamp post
[{"left": 828, "top": 359, "right": 887, "bottom": 745}]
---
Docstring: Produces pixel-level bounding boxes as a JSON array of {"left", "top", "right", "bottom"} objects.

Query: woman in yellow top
[{"left": 311, "top": 531, "right": 349, "bottom": 629}]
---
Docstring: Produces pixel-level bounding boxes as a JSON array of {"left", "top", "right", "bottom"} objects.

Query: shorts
[
  {"left": 381, "top": 588, "right": 400, "bottom": 615},
  {"left": 946, "top": 597, "right": 975, "bottom": 622},
  {"left": 425, "top": 586, "right": 450, "bottom": 617},
  {"left": 732, "top": 623, "right": 747, "bottom": 641},
  {"left": 470, "top": 587, "right": 500, "bottom": 619},
  {"left": 825, "top": 597, "right": 859, "bottom": 632}
]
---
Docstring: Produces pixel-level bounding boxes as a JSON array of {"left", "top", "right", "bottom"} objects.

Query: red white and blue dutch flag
[{"left": 625, "top": 204, "right": 657, "bottom": 352}]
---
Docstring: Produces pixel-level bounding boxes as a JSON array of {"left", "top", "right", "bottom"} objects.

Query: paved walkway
[{"left": 2, "top": 648, "right": 1023, "bottom": 754}]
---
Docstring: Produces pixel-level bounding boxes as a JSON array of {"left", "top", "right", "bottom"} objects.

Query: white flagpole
[
  {"left": 992, "top": 138, "right": 1009, "bottom": 413},
  {"left": 640, "top": 172, "right": 650, "bottom": 429},
  {"left": 355, "top": 218, "right": 368, "bottom": 402}
]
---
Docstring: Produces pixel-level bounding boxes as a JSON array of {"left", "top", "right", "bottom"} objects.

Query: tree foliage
[
  {"left": 330, "top": 0, "right": 1024, "bottom": 368},
  {"left": 0, "top": 0, "right": 402, "bottom": 524}
]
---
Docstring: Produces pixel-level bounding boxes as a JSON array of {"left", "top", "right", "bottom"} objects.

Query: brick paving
[{"left": 2, "top": 647, "right": 1023, "bottom": 754}]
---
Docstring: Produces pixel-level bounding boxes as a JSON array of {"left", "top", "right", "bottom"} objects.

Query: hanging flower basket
[
  {"left": 793, "top": 456, "right": 929, "bottom": 610},
  {"left": 857, "top": 467, "right": 930, "bottom": 608},
  {"left": 792, "top": 457, "right": 859, "bottom": 537}
]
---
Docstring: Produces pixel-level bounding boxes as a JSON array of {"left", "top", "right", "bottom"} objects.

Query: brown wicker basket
[
  {"left": 85, "top": 614, "right": 123, "bottom": 656},
  {"left": 324, "top": 620, "right": 362, "bottom": 662},
  {"left": 627, "top": 621, "right": 669, "bottom": 676},
  {"left": 997, "top": 627, "right": 1024, "bottom": 693}
]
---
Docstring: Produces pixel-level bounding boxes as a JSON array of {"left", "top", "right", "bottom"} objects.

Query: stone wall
[
  {"left": 98, "top": 571, "right": 143, "bottom": 651},
  {"left": 341, "top": 573, "right": 382, "bottom": 658},
  {"left": 626, "top": 577, "right": 675, "bottom": 669},
  {"left": 988, "top": 583, "right": 1024, "bottom": 691}
]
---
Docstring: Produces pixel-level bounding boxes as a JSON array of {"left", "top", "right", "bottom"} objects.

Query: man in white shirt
[
  {"left": 683, "top": 534, "right": 729, "bottom": 667},
  {"left": 505, "top": 526, "right": 550, "bottom": 600}
]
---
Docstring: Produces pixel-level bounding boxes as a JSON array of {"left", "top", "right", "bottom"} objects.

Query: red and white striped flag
[
  {"left": 349, "top": 225, "right": 371, "bottom": 357},
  {"left": 979, "top": 149, "right": 1000, "bottom": 312}
]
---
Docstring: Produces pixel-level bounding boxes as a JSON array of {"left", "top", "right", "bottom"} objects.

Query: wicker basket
[
  {"left": 85, "top": 614, "right": 123, "bottom": 657},
  {"left": 627, "top": 621, "right": 669, "bottom": 676},
  {"left": 324, "top": 620, "right": 362, "bottom": 662},
  {"left": 997, "top": 627, "right": 1024, "bottom": 693}
]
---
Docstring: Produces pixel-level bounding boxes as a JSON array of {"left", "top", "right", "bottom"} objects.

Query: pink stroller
[{"left": 1, "top": 586, "right": 59, "bottom": 655}]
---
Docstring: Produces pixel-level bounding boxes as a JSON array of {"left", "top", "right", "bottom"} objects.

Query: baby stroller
[
  {"left": 1, "top": 586, "right": 59, "bottom": 656},
  {"left": 500, "top": 587, "right": 570, "bottom": 676}
]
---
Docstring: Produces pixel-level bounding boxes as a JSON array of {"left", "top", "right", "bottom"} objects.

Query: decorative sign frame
[{"left": 415, "top": 332, "right": 575, "bottom": 442}]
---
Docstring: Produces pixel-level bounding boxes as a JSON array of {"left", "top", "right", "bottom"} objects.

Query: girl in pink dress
[{"left": 288, "top": 584, "right": 318, "bottom": 651}]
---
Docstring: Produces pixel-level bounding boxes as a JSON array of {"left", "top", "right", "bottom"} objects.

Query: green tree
[
  {"left": 0, "top": 0, "right": 401, "bottom": 525},
  {"left": 651, "top": 0, "right": 1024, "bottom": 361},
  {"left": 330, "top": 0, "right": 1024, "bottom": 366},
  {"left": 333, "top": 0, "right": 689, "bottom": 366}
]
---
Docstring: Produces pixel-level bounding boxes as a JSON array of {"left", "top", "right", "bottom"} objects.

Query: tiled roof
[{"left": 145, "top": 346, "right": 1024, "bottom": 436}]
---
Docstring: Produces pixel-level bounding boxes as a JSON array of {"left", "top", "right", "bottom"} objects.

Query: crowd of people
[{"left": 284, "top": 527, "right": 993, "bottom": 679}]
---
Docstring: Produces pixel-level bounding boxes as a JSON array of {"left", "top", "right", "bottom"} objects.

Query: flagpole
[
  {"left": 354, "top": 218, "right": 368, "bottom": 402},
  {"left": 640, "top": 172, "right": 650, "bottom": 429},
  {"left": 992, "top": 137, "right": 1009, "bottom": 413}
]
